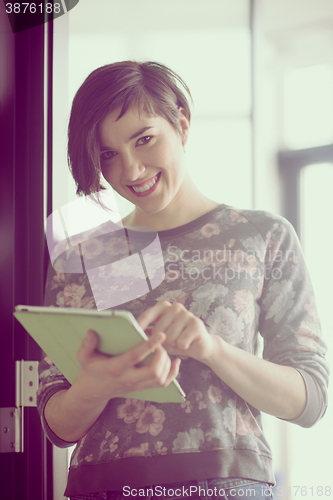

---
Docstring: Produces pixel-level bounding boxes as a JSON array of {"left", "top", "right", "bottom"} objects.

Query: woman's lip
[
  {"left": 128, "top": 172, "right": 161, "bottom": 197},
  {"left": 126, "top": 174, "right": 158, "bottom": 188}
]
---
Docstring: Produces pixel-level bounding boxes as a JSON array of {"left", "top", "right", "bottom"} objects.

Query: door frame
[{"left": 0, "top": 4, "right": 53, "bottom": 499}]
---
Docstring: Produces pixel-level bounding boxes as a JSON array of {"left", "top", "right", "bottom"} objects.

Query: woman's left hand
[
  {"left": 137, "top": 302, "right": 308, "bottom": 421},
  {"left": 137, "top": 301, "right": 215, "bottom": 363}
]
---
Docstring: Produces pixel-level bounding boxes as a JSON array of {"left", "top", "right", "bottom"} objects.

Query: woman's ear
[{"left": 178, "top": 107, "right": 190, "bottom": 146}]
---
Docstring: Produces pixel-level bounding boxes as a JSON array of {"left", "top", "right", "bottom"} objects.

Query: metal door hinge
[
  {"left": 0, "top": 407, "right": 21, "bottom": 453},
  {"left": 0, "top": 361, "right": 38, "bottom": 453},
  {"left": 16, "top": 360, "right": 38, "bottom": 408}
]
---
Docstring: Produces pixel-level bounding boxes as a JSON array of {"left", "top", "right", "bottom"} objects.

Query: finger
[
  {"left": 112, "top": 345, "right": 171, "bottom": 392},
  {"left": 136, "top": 301, "right": 172, "bottom": 331},
  {"left": 148, "top": 345, "right": 172, "bottom": 383},
  {"left": 133, "top": 354, "right": 181, "bottom": 391},
  {"left": 173, "top": 325, "right": 197, "bottom": 350},
  {"left": 77, "top": 330, "right": 99, "bottom": 364},
  {"left": 146, "top": 346, "right": 181, "bottom": 386},
  {"left": 163, "top": 344, "right": 187, "bottom": 356},
  {"left": 176, "top": 316, "right": 206, "bottom": 350},
  {"left": 164, "top": 358, "right": 181, "bottom": 386},
  {"left": 116, "top": 331, "right": 166, "bottom": 371},
  {"left": 153, "top": 309, "right": 188, "bottom": 346},
  {"left": 152, "top": 351, "right": 181, "bottom": 386}
]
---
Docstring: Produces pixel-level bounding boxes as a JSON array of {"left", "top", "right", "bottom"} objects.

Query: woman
[{"left": 38, "top": 61, "right": 329, "bottom": 500}]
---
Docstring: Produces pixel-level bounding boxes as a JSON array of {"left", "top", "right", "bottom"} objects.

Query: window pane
[
  {"left": 288, "top": 163, "right": 333, "bottom": 494},
  {"left": 139, "top": 29, "right": 251, "bottom": 116},
  {"left": 68, "top": 33, "right": 131, "bottom": 103},
  {"left": 283, "top": 64, "right": 333, "bottom": 149},
  {"left": 186, "top": 118, "right": 252, "bottom": 207},
  {"left": 301, "top": 163, "right": 333, "bottom": 320}
]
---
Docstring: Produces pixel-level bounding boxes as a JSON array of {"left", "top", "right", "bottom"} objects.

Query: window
[
  {"left": 288, "top": 162, "right": 333, "bottom": 489},
  {"left": 283, "top": 64, "right": 333, "bottom": 150}
]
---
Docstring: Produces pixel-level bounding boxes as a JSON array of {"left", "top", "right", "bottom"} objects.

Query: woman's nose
[{"left": 121, "top": 152, "right": 145, "bottom": 181}]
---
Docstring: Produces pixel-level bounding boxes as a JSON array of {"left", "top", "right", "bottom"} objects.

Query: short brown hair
[{"left": 67, "top": 61, "right": 192, "bottom": 195}]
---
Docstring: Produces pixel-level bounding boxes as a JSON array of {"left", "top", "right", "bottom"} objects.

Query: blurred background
[
  {"left": 53, "top": 1, "right": 333, "bottom": 498},
  {"left": 1, "top": 0, "right": 332, "bottom": 498},
  {"left": 53, "top": 0, "right": 333, "bottom": 500}
]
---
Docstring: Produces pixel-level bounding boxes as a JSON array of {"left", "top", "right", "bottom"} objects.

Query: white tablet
[{"left": 14, "top": 305, "right": 185, "bottom": 403}]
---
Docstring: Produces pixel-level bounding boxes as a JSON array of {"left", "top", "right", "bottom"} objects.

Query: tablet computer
[{"left": 14, "top": 305, "right": 185, "bottom": 403}]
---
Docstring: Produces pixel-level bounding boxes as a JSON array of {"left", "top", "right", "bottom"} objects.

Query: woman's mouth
[{"left": 127, "top": 172, "right": 161, "bottom": 197}]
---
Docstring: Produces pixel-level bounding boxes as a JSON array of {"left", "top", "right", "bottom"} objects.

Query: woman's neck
[{"left": 123, "top": 182, "right": 219, "bottom": 231}]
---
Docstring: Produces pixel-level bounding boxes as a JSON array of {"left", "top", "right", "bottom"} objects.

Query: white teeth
[{"left": 132, "top": 175, "right": 158, "bottom": 193}]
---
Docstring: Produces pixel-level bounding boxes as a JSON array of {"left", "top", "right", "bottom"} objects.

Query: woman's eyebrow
[
  {"left": 100, "top": 126, "right": 154, "bottom": 151},
  {"left": 128, "top": 126, "right": 153, "bottom": 141}
]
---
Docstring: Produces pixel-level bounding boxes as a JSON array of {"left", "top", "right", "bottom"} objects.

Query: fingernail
[
  {"left": 85, "top": 330, "right": 93, "bottom": 342},
  {"left": 155, "top": 331, "right": 165, "bottom": 341}
]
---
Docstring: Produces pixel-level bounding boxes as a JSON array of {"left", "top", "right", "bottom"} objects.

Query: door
[{"left": 0, "top": 3, "right": 53, "bottom": 498}]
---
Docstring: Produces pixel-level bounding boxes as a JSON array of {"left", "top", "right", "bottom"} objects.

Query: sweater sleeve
[
  {"left": 37, "top": 358, "right": 75, "bottom": 448},
  {"left": 256, "top": 213, "right": 329, "bottom": 428},
  {"left": 36, "top": 257, "right": 95, "bottom": 448}
]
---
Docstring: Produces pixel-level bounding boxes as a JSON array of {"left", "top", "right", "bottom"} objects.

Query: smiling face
[{"left": 98, "top": 107, "right": 190, "bottom": 221}]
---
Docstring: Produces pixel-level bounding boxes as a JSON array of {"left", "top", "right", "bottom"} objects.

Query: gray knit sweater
[{"left": 37, "top": 205, "right": 329, "bottom": 497}]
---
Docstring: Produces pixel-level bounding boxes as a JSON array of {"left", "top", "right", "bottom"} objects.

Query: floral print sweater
[{"left": 37, "top": 205, "right": 329, "bottom": 497}]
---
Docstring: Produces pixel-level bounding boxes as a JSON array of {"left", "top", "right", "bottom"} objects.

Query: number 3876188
[{"left": 5, "top": 3, "right": 61, "bottom": 14}]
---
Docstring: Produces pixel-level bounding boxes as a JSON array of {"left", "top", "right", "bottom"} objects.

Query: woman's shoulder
[
  {"left": 222, "top": 205, "right": 288, "bottom": 224},
  {"left": 219, "top": 205, "right": 295, "bottom": 239}
]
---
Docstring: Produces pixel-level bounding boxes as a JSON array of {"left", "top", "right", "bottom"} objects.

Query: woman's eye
[
  {"left": 100, "top": 150, "right": 116, "bottom": 161},
  {"left": 137, "top": 135, "right": 152, "bottom": 146}
]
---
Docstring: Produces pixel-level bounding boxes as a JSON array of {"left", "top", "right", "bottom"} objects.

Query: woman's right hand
[
  {"left": 74, "top": 329, "right": 181, "bottom": 404},
  {"left": 44, "top": 330, "right": 180, "bottom": 443}
]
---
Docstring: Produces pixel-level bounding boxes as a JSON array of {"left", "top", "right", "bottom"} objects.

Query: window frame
[{"left": 279, "top": 143, "right": 333, "bottom": 234}]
